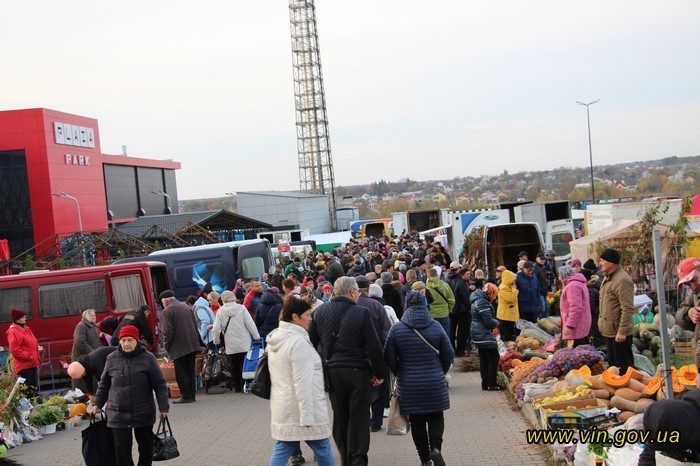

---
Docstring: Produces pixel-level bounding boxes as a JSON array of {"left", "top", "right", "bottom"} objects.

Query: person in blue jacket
[
  {"left": 470, "top": 283, "right": 503, "bottom": 391},
  {"left": 384, "top": 290, "right": 454, "bottom": 466},
  {"left": 515, "top": 261, "right": 540, "bottom": 323}
]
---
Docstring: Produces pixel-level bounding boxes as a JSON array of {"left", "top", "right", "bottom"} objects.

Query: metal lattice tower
[{"left": 289, "top": 0, "right": 337, "bottom": 227}]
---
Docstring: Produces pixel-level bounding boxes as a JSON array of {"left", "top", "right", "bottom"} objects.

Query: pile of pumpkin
[{"left": 568, "top": 363, "right": 698, "bottom": 422}]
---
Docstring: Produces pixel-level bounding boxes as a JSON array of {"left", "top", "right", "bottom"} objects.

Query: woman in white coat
[
  {"left": 267, "top": 299, "right": 334, "bottom": 466},
  {"left": 213, "top": 290, "right": 261, "bottom": 392}
]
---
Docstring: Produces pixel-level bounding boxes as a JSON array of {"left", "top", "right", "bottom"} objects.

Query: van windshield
[{"left": 242, "top": 257, "right": 265, "bottom": 280}]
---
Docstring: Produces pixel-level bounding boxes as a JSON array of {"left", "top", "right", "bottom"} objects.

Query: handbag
[
  {"left": 386, "top": 380, "right": 410, "bottom": 436},
  {"left": 218, "top": 316, "right": 232, "bottom": 351},
  {"left": 152, "top": 416, "right": 180, "bottom": 461},
  {"left": 82, "top": 413, "right": 118, "bottom": 466},
  {"left": 250, "top": 352, "right": 271, "bottom": 399}
]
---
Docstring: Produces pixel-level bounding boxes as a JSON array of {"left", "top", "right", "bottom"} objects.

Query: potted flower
[{"left": 30, "top": 405, "right": 64, "bottom": 434}]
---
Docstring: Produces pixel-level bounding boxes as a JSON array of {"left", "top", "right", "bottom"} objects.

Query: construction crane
[{"left": 288, "top": 0, "right": 337, "bottom": 229}]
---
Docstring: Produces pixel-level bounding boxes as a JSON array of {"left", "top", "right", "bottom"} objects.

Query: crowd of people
[{"left": 5, "top": 231, "right": 700, "bottom": 466}]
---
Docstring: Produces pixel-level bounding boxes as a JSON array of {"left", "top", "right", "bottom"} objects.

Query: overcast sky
[{"left": 3, "top": 1, "right": 699, "bottom": 199}]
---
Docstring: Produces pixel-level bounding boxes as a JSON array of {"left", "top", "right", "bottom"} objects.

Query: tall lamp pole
[
  {"left": 151, "top": 190, "right": 172, "bottom": 214},
  {"left": 51, "top": 191, "right": 83, "bottom": 232},
  {"left": 576, "top": 99, "right": 599, "bottom": 205}
]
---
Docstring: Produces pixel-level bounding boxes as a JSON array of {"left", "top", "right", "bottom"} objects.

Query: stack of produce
[
  {"left": 537, "top": 316, "right": 562, "bottom": 336},
  {"left": 509, "top": 357, "right": 546, "bottom": 392},
  {"left": 498, "top": 350, "right": 524, "bottom": 373},
  {"left": 514, "top": 345, "right": 603, "bottom": 400}
]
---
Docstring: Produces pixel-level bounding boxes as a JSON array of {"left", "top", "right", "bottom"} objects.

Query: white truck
[
  {"left": 513, "top": 201, "right": 575, "bottom": 262},
  {"left": 445, "top": 209, "right": 511, "bottom": 262},
  {"left": 585, "top": 198, "right": 683, "bottom": 235},
  {"left": 391, "top": 209, "right": 451, "bottom": 236}
]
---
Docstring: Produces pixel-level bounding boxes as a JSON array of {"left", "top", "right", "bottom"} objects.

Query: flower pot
[{"left": 39, "top": 423, "right": 57, "bottom": 435}]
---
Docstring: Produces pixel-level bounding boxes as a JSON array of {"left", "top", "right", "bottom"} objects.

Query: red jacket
[{"left": 6, "top": 324, "right": 41, "bottom": 373}]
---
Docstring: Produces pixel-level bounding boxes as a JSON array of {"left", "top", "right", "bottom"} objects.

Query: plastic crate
[{"left": 547, "top": 412, "right": 622, "bottom": 430}]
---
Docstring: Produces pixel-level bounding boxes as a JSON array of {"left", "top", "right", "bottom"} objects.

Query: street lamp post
[
  {"left": 151, "top": 190, "right": 172, "bottom": 214},
  {"left": 576, "top": 99, "right": 600, "bottom": 205},
  {"left": 51, "top": 191, "right": 83, "bottom": 232}
]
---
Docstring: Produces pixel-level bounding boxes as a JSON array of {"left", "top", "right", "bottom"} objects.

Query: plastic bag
[
  {"left": 633, "top": 353, "right": 655, "bottom": 377},
  {"left": 522, "top": 378, "right": 558, "bottom": 402}
]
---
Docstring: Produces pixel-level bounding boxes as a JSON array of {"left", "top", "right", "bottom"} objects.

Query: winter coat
[
  {"left": 267, "top": 321, "right": 331, "bottom": 441},
  {"left": 76, "top": 346, "right": 117, "bottom": 394},
  {"left": 93, "top": 343, "right": 169, "bottom": 429},
  {"left": 445, "top": 271, "right": 470, "bottom": 315},
  {"left": 381, "top": 283, "right": 403, "bottom": 318},
  {"left": 675, "top": 290, "right": 700, "bottom": 367},
  {"left": 111, "top": 310, "right": 154, "bottom": 346},
  {"left": 161, "top": 300, "right": 202, "bottom": 360},
  {"left": 308, "top": 297, "right": 386, "bottom": 378},
  {"left": 515, "top": 272, "right": 540, "bottom": 316},
  {"left": 559, "top": 273, "right": 592, "bottom": 341},
  {"left": 533, "top": 262, "right": 549, "bottom": 297},
  {"left": 426, "top": 277, "right": 455, "bottom": 319},
  {"left": 598, "top": 267, "right": 635, "bottom": 337},
  {"left": 327, "top": 261, "right": 345, "bottom": 284},
  {"left": 6, "top": 324, "right": 40, "bottom": 373},
  {"left": 497, "top": 270, "right": 519, "bottom": 323},
  {"left": 346, "top": 264, "right": 366, "bottom": 277},
  {"left": 193, "top": 296, "right": 216, "bottom": 345},
  {"left": 384, "top": 302, "right": 454, "bottom": 415},
  {"left": 71, "top": 318, "right": 101, "bottom": 361},
  {"left": 358, "top": 294, "right": 391, "bottom": 344},
  {"left": 254, "top": 291, "right": 282, "bottom": 340},
  {"left": 213, "top": 301, "right": 260, "bottom": 355},
  {"left": 470, "top": 290, "right": 499, "bottom": 349}
]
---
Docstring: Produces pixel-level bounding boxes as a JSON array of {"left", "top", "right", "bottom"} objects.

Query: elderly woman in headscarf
[
  {"left": 470, "top": 283, "right": 502, "bottom": 391},
  {"left": 558, "top": 265, "right": 592, "bottom": 347},
  {"left": 71, "top": 309, "right": 101, "bottom": 388}
]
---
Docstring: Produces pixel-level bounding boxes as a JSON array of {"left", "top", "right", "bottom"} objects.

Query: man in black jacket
[
  {"left": 67, "top": 345, "right": 117, "bottom": 399},
  {"left": 160, "top": 290, "right": 202, "bottom": 404},
  {"left": 534, "top": 252, "right": 550, "bottom": 318},
  {"left": 446, "top": 262, "right": 472, "bottom": 356},
  {"left": 111, "top": 305, "right": 154, "bottom": 347},
  {"left": 309, "top": 277, "right": 386, "bottom": 466}
]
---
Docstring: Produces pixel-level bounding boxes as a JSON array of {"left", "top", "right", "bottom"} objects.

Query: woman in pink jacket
[
  {"left": 558, "top": 266, "right": 592, "bottom": 347},
  {"left": 6, "top": 308, "right": 41, "bottom": 392}
]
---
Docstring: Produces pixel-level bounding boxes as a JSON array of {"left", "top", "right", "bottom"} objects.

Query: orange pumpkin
[
  {"left": 643, "top": 376, "right": 662, "bottom": 396},
  {"left": 671, "top": 367, "right": 685, "bottom": 394},
  {"left": 678, "top": 364, "right": 698, "bottom": 390},
  {"left": 601, "top": 367, "right": 631, "bottom": 388}
]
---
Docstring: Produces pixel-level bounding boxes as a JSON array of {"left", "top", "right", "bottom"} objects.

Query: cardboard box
[
  {"left": 159, "top": 363, "right": 177, "bottom": 383},
  {"left": 538, "top": 399, "right": 609, "bottom": 430},
  {"left": 167, "top": 382, "right": 181, "bottom": 399}
]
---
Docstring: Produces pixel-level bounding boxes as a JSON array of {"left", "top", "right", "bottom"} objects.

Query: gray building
[{"left": 236, "top": 191, "right": 331, "bottom": 235}]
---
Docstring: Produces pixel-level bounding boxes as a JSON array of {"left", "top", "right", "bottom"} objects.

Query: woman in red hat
[{"left": 6, "top": 308, "right": 41, "bottom": 392}]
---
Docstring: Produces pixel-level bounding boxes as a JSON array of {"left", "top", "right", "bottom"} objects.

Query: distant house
[{"left": 432, "top": 192, "right": 447, "bottom": 202}]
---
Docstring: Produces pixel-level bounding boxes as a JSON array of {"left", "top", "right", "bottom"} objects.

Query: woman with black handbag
[
  {"left": 93, "top": 325, "right": 169, "bottom": 466},
  {"left": 267, "top": 298, "right": 334, "bottom": 466}
]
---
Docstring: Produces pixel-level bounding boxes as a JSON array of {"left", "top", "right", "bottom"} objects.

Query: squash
[
  {"left": 628, "top": 367, "right": 645, "bottom": 381},
  {"left": 601, "top": 367, "right": 631, "bottom": 387},
  {"left": 610, "top": 396, "right": 652, "bottom": 414},
  {"left": 643, "top": 376, "right": 662, "bottom": 396},
  {"left": 585, "top": 374, "right": 617, "bottom": 395},
  {"left": 678, "top": 364, "right": 698, "bottom": 390},
  {"left": 571, "top": 365, "right": 591, "bottom": 377},
  {"left": 633, "top": 338, "right": 648, "bottom": 352},
  {"left": 639, "top": 329, "right": 657, "bottom": 342},
  {"left": 639, "top": 323, "right": 660, "bottom": 333},
  {"left": 618, "top": 411, "right": 637, "bottom": 422},
  {"left": 649, "top": 336, "right": 662, "bottom": 352},
  {"left": 626, "top": 378, "right": 646, "bottom": 392},
  {"left": 70, "top": 403, "right": 88, "bottom": 417},
  {"left": 671, "top": 367, "right": 686, "bottom": 393},
  {"left": 591, "top": 389, "right": 611, "bottom": 399},
  {"left": 614, "top": 387, "right": 642, "bottom": 401},
  {"left": 537, "top": 318, "right": 559, "bottom": 335}
]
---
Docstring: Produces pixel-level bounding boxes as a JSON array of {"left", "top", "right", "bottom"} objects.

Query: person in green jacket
[{"left": 426, "top": 268, "right": 455, "bottom": 336}]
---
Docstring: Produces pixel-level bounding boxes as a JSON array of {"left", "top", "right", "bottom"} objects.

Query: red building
[{"left": 0, "top": 108, "right": 181, "bottom": 259}]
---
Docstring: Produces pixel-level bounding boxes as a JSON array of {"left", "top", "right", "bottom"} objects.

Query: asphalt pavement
[{"left": 7, "top": 369, "right": 548, "bottom": 466}]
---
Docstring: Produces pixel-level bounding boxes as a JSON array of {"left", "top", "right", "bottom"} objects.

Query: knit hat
[
  {"left": 558, "top": 266, "right": 576, "bottom": 282},
  {"left": 316, "top": 276, "right": 326, "bottom": 283},
  {"left": 234, "top": 288, "right": 246, "bottom": 301},
  {"left": 517, "top": 260, "right": 526, "bottom": 270},
  {"left": 321, "top": 284, "right": 332, "bottom": 292},
  {"left": 368, "top": 283, "right": 383, "bottom": 298},
  {"left": 159, "top": 290, "right": 175, "bottom": 299},
  {"left": 11, "top": 308, "right": 26, "bottom": 322},
  {"left": 270, "top": 286, "right": 281, "bottom": 295},
  {"left": 119, "top": 325, "right": 140, "bottom": 341},
  {"left": 522, "top": 261, "right": 535, "bottom": 270},
  {"left": 405, "top": 290, "right": 426, "bottom": 307},
  {"left": 496, "top": 265, "right": 507, "bottom": 272},
  {"left": 411, "top": 281, "right": 426, "bottom": 291},
  {"left": 221, "top": 290, "right": 236, "bottom": 303},
  {"left": 582, "top": 259, "right": 596, "bottom": 271},
  {"left": 599, "top": 248, "right": 621, "bottom": 265},
  {"left": 570, "top": 259, "right": 582, "bottom": 267},
  {"left": 201, "top": 283, "right": 213, "bottom": 294},
  {"left": 380, "top": 272, "right": 393, "bottom": 284}
]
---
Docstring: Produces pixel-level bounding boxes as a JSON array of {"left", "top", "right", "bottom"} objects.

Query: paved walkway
[{"left": 8, "top": 370, "right": 548, "bottom": 465}]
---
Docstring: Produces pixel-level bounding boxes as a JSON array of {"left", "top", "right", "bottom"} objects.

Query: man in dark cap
[
  {"left": 160, "top": 290, "right": 202, "bottom": 403},
  {"left": 598, "top": 248, "right": 635, "bottom": 373},
  {"left": 111, "top": 305, "right": 154, "bottom": 347},
  {"left": 515, "top": 261, "right": 540, "bottom": 323}
]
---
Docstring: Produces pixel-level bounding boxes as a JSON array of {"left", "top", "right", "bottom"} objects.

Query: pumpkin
[
  {"left": 643, "top": 376, "right": 662, "bottom": 396},
  {"left": 671, "top": 367, "right": 686, "bottom": 393},
  {"left": 570, "top": 365, "right": 591, "bottom": 377},
  {"left": 70, "top": 403, "right": 88, "bottom": 418},
  {"left": 626, "top": 378, "right": 646, "bottom": 392},
  {"left": 585, "top": 374, "right": 617, "bottom": 395},
  {"left": 601, "top": 367, "right": 631, "bottom": 387},
  {"left": 610, "top": 396, "right": 654, "bottom": 414},
  {"left": 678, "top": 364, "right": 698, "bottom": 390}
]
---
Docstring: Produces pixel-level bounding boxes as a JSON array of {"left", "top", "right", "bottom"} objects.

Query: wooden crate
[{"left": 673, "top": 340, "right": 695, "bottom": 358}]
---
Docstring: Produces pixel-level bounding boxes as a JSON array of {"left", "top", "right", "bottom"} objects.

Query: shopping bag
[
  {"left": 82, "top": 414, "right": 118, "bottom": 466},
  {"left": 152, "top": 416, "right": 180, "bottom": 461},
  {"left": 250, "top": 352, "right": 271, "bottom": 400},
  {"left": 386, "top": 382, "right": 409, "bottom": 436}
]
